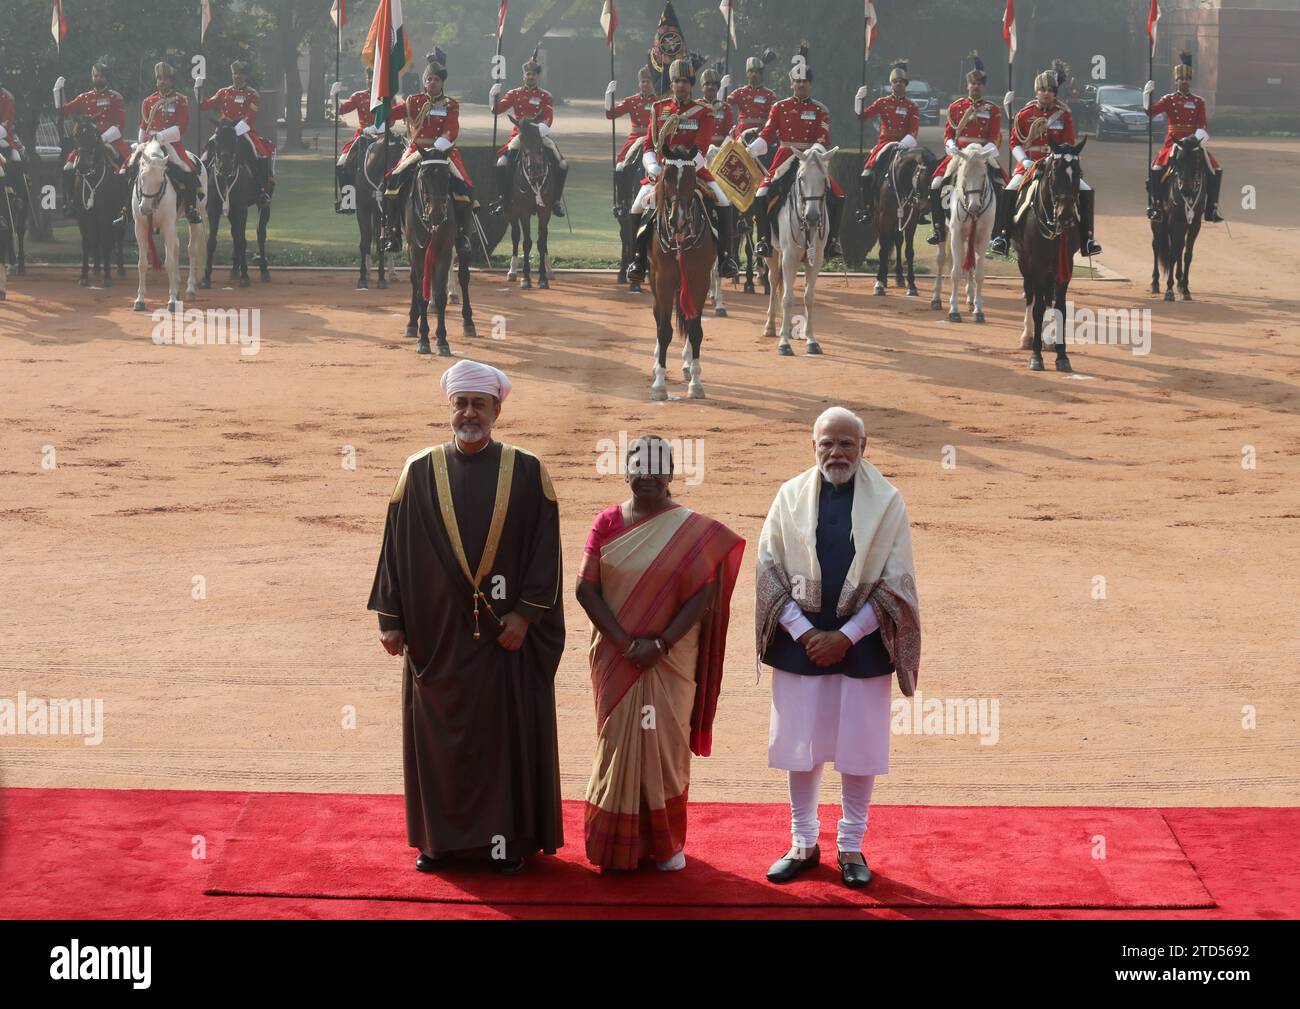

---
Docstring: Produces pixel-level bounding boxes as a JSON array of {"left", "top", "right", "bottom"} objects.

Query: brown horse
[
  {"left": 648, "top": 158, "right": 716, "bottom": 401},
  {"left": 403, "top": 155, "right": 475, "bottom": 356},
  {"left": 504, "top": 115, "right": 555, "bottom": 290},
  {"left": 1010, "top": 139, "right": 1086, "bottom": 372}
]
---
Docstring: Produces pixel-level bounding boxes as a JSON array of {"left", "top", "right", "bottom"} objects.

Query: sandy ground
[{"left": 1, "top": 132, "right": 1298, "bottom": 811}]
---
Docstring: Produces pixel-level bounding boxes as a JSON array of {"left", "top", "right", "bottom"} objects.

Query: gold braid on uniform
[{"left": 953, "top": 102, "right": 977, "bottom": 136}]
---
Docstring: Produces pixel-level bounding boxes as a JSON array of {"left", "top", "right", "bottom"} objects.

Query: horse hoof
[
  {"left": 1055, "top": 356, "right": 1073, "bottom": 373},
  {"left": 416, "top": 337, "right": 432, "bottom": 355},
  {"left": 1181, "top": 291, "right": 1192, "bottom": 301},
  {"left": 1029, "top": 355, "right": 1045, "bottom": 372},
  {"left": 947, "top": 312, "right": 962, "bottom": 323},
  {"left": 650, "top": 385, "right": 668, "bottom": 402},
  {"left": 806, "top": 342, "right": 823, "bottom": 356},
  {"left": 78, "top": 276, "right": 88, "bottom": 287},
  {"left": 377, "top": 279, "right": 388, "bottom": 290},
  {"left": 404, "top": 325, "right": 418, "bottom": 338},
  {"left": 895, "top": 278, "right": 906, "bottom": 289},
  {"left": 133, "top": 300, "right": 146, "bottom": 312},
  {"left": 929, "top": 299, "right": 942, "bottom": 310},
  {"left": 687, "top": 384, "right": 706, "bottom": 399},
  {"left": 873, "top": 283, "right": 885, "bottom": 296},
  {"left": 117, "top": 268, "right": 126, "bottom": 279},
  {"left": 1164, "top": 291, "right": 1174, "bottom": 302},
  {"left": 167, "top": 301, "right": 177, "bottom": 313},
  {"left": 199, "top": 278, "right": 211, "bottom": 290},
  {"left": 778, "top": 343, "right": 794, "bottom": 357},
  {"left": 239, "top": 276, "right": 251, "bottom": 288},
  {"left": 357, "top": 280, "right": 369, "bottom": 290},
  {"left": 538, "top": 279, "right": 549, "bottom": 290},
  {"left": 521, "top": 280, "right": 532, "bottom": 290},
  {"left": 973, "top": 311, "right": 985, "bottom": 323},
  {"left": 1019, "top": 334, "right": 1033, "bottom": 350},
  {"left": 102, "top": 276, "right": 113, "bottom": 288},
  {"left": 1150, "top": 283, "right": 1160, "bottom": 294},
  {"left": 463, "top": 324, "right": 477, "bottom": 338},
  {"left": 436, "top": 343, "right": 452, "bottom": 357},
  {"left": 260, "top": 272, "right": 270, "bottom": 282},
  {"left": 629, "top": 282, "right": 642, "bottom": 294},
  {"left": 743, "top": 282, "right": 756, "bottom": 294},
  {"left": 907, "top": 288, "right": 919, "bottom": 297},
  {"left": 449, "top": 293, "right": 460, "bottom": 305}
]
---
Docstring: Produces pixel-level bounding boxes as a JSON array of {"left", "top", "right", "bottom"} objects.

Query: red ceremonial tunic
[
  {"left": 756, "top": 96, "right": 844, "bottom": 195},
  {"left": 201, "top": 86, "right": 276, "bottom": 156},
  {"left": 860, "top": 95, "right": 920, "bottom": 167},
  {"left": 338, "top": 90, "right": 375, "bottom": 155},
  {"left": 704, "top": 99, "right": 735, "bottom": 149},
  {"left": 62, "top": 88, "right": 131, "bottom": 163},
  {"left": 726, "top": 84, "right": 778, "bottom": 137},
  {"left": 933, "top": 96, "right": 1004, "bottom": 179},
  {"left": 643, "top": 97, "right": 717, "bottom": 183},
  {"left": 1010, "top": 100, "right": 1076, "bottom": 179},
  {"left": 389, "top": 93, "right": 471, "bottom": 185},
  {"left": 140, "top": 91, "right": 197, "bottom": 170},
  {"left": 492, "top": 86, "right": 554, "bottom": 156},
  {"left": 607, "top": 93, "right": 656, "bottom": 163},
  {"left": 0, "top": 87, "right": 24, "bottom": 153},
  {"left": 1147, "top": 91, "right": 1220, "bottom": 169}
]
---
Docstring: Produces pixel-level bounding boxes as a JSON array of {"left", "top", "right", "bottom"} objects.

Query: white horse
[
  {"left": 933, "top": 142, "right": 998, "bottom": 323},
  {"left": 763, "top": 144, "right": 839, "bottom": 355},
  {"left": 131, "top": 139, "right": 206, "bottom": 312}
]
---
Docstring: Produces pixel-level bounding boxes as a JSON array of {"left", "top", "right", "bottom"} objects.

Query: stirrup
[
  {"left": 1082, "top": 238, "right": 1102, "bottom": 256},
  {"left": 927, "top": 230, "right": 945, "bottom": 245},
  {"left": 755, "top": 238, "right": 771, "bottom": 256},
  {"left": 626, "top": 259, "right": 648, "bottom": 283},
  {"left": 1146, "top": 205, "right": 1161, "bottom": 221},
  {"left": 989, "top": 234, "right": 1009, "bottom": 255},
  {"left": 552, "top": 203, "right": 566, "bottom": 218},
  {"left": 186, "top": 208, "right": 204, "bottom": 225},
  {"left": 719, "top": 257, "right": 739, "bottom": 278},
  {"left": 825, "top": 238, "right": 842, "bottom": 258}
]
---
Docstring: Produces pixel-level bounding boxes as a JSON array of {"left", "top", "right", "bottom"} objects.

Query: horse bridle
[
  {"left": 792, "top": 159, "right": 829, "bottom": 248},
  {"left": 1034, "top": 152, "right": 1079, "bottom": 240},
  {"left": 655, "top": 157, "right": 706, "bottom": 253},
  {"left": 515, "top": 131, "right": 550, "bottom": 208},
  {"left": 74, "top": 131, "right": 108, "bottom": 210},
  {"left": 135, "top": 151, "right": 170, "bottom": 215},
  {"left": 955, "top": 154, "right": 994, "bottom": 223},
  {"left": 415, "top": 155, "right": 450, "bottom": 236},
  {"left": 1169, "top": 141, "right": 1207, "bottom": 224},
  {"left": 888, "top": 149, "right": 928, "bottom": 232}
]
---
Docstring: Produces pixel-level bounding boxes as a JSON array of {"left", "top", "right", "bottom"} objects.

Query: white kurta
[{"left": 767, "top": 598, "right": 892, "bottom": 776}]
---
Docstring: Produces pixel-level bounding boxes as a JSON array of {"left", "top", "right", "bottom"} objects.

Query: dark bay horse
[
  {"left": 70, "top": 117, "right": 126, "bottom": 287},
  {"left": 504, "top": 115, "right": 555, "bottom": 290},
  {"left": 614, "top": 138, "right": 644, "bottom": 291},
  {"left": 403, "top": 154, "right": 475, "bottom": 356},
  {"left": 869, "top": 144, "right": 935, "bottom": 298},
  {"left": 350, "top": 131, "right": 404, "bottom": 290},
  {"left": 0, "top": 156, "right": 29, "bottom": 276},
  {"left": 202, "top": 119, "right": 270, "bottom": 289},
  {"left": 1010, "top": 139, "right": 1087, "bottom": 372},
  {"left": 649, "top": 158, "right": 715, "bottom": 401},
  {"left": 736, "top": 127, "right": 770, "bottom": 296},
  {"left": 1151, "top": 136, "right": 1207, "bottom": 302}
]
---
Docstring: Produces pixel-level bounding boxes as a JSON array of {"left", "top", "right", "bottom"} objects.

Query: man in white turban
[
  {"left": 755, "top": 407, "right": 921, "bottom": 889},
  {"left": 369, "top": 359, "right": 565, "bottom": 875}
]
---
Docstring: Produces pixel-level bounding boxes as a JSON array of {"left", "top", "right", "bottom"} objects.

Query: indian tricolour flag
[{"left": 362, "top": 0, "right": 412, "bottom": 129}]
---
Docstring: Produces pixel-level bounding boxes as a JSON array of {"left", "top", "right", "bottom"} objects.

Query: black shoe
[
  {"left": 335, "top": 202, "right": 355, "bottom": 216},
  {"left": 488, "top": 198, "right": 505, "bottom": 217},
  {"left": 415, "top": 852, "right": 447, "bottom": 873},
  {"left": 186, "top": 207, "right": 203, "bottom": 225},
  {"left": 989, "top": 234, "right": 1009, "bottom": 256},
  {"left": 838, "top": 852, "right": 872, "bottom": 889},
  {"left": 719, "top": 256, "right": 739, "bottom": 279},
  {"left": 258, "top": 190, "right": 272, "bottom": 207},
  {"left": 383, "top": 234, "right": 401, "bottom": 253},
  {"left": 1204, "top": 208, "right": 1224, "bottom": 223},
  {"left": 1082, "top": 237, "right": 1102, "bottom": 256},
  {"left": 1146, "top": 205, "right": 1161, "bottom": 222},
  {"left": 626, "top": 261, "right": 648, "bottom": 284},
  {"left": 766, "top": 844, "right": 820, "bottom": 884},
  {"left": 63, "top": 203, "right": 78, "bottom": 219},
  {"left": 552, "top": 203, "right": 565, "bottom": 218},
  {"left": 456, "top": 236, "right": 472, "bottom": 258},
  {"left": 825, "top": 238, "right": 842, "bottom": 259},
  {"left": 755, "top": 237, "right": 772, "bottom": 257},
  {"left": 494, "top": 856, "right": 526, "bottom": 876}
]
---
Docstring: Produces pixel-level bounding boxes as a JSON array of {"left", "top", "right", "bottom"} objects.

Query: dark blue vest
[{"left": 761, "top": 476, "right": 894, "bottom": 679}]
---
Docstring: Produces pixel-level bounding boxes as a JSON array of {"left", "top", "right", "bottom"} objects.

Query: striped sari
[{"left": 581, "top": 502, "right": 744, "bottom": 869}]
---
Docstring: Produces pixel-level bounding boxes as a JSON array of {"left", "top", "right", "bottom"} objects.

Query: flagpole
[
  {"left": 859, "top": 13, "right": 867, "bottom": 166},
  {"left": 610, "top": 37, "right": 617, "bottom": 212},
  {"left": 492, "top": 2, "right": 504, "bottom": 150},
  {"left": 1147, "top": 36, "right": 1154, "bottom": 180},
  {"left": 333, "top": 9, "right": 341, "bottom": 207},
  {"left": 723, "top": 4, "right": 732, "bottom": 87}
]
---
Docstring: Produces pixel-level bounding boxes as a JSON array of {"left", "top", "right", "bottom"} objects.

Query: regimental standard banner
[{"left": 710, "top": 136, "right": 764, "bottom": 212}]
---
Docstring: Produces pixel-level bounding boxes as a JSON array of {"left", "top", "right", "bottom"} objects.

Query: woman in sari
[{"left": 577, "top": 435, "right": 745, "bottom": 871}]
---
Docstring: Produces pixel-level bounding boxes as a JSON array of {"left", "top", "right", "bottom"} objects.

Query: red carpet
[
  {"left": 202, "top": 792, "right": 1211, "bottom": 909},
  {"left": 4, "top": 788, "right": 1298, "bottom": 919}
]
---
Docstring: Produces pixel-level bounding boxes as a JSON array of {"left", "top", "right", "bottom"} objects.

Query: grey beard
[{"left": 819, "top": 461, "right": 854, "bottom": 485}]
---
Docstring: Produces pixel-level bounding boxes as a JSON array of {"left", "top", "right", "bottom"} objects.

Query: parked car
[
  {"left": 1086, "top": 84, "right": 1166, "bottom": 140},
  {"left": 881, "top": 79, "right": 941, "bottom": 125}
]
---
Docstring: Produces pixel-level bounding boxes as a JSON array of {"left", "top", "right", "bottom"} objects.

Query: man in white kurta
[{"left": 756, "top": 408, "right": 921, "bottom": 889}]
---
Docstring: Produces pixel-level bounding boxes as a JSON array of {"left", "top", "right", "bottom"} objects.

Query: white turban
[{"left": 439, "top": 359, "right": 512, "bottom": 404}]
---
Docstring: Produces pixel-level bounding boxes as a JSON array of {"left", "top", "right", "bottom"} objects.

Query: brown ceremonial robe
[{"left": 368, "top": 438, "right": 565, "bottom": 860}]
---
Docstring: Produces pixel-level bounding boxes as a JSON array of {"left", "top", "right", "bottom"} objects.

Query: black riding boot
[
  {"left": 382, "top": 189, "right": 404, "bottom": 253},
  {"left": 926, "top": 185, "right": 947, "bottom": 244},
  {"left": 1204, "top": 168, "right": 1225, "bottom": 222},
  {"left": 626, "top": 215, "right": 652, "bottom": 283},
  {"left": 62, "top": 167, "right": 78, "bottom": 218},
  {"left": 166, "top": 165, "right": 203, "bottom": 225},
  {"left": 111, "top": 161, "right": 139, "bottom": 227},
  {"left": 825, "top": 191, "right": 844, "bottom": 259},
  {"left": 335, "top": 163, "right": 354, "bottom": 214},
  {"left": 490, "top": 158, "right": 512, "bottom": 215},
  {"left": 716, "top": 204, "right": 739, "bottom": 278},
  {"left": 454, "top": 199, "right": 474, "bottom": 259},
  {"left": 1079, "top": 189, "right": 1102, "bottom": 256},
  {"left": 988, "top": 186, "right": 1015, "bottom": 256},
  {"left": 1147, "top": 168, "right": 1163, "bottom": 221},
  {"left": 856, "top": 169, "right": 876, "bottom": 224},
  {"left": 754, "top": 195, "right": 772, "bottom": 256},
  {"left": 551, "top": 160, "right": 568, "bottom": 217}
]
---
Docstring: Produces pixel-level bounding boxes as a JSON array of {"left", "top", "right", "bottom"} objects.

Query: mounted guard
[
  {"left": 118, "top": 62, "right": 205, "bottom": 227},
  {"left": 745, "top": 43, "right": 845, "bottom": 259},
  {"left": 724, "top": 49, "right": 779, "bottom": 140},
  {"left": 855, "top": 59, "right": 921, "bottom": 224},
  {"left": 1144, "top": 50, "right": 1224, "bottom": 223},
  {"left": 331, "top": 67, "right": 377, "bottom": 214},
  {"left": 489, "top": 48, "right": 568, "bottom": 217},
  {"left": 928, "top": 52, "right": 1005, "bottom": 245},
  {"left": 606, "top": 65, "right": 659, "bottom": 214},
  {"left": 625, "top": 57, "right": 740, "bottom": 284},
  {"left": 201, "top": 60, "right": 277, "bottom": 207},
  {"left": 381, "top": 52, "right": 474, "bottom": 259},
  {"left": 990, "top": 60, "right": 1101, "bottom": 257},
  {"left": 57, "top": 61, "right": 130, "bottom": 217}
]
